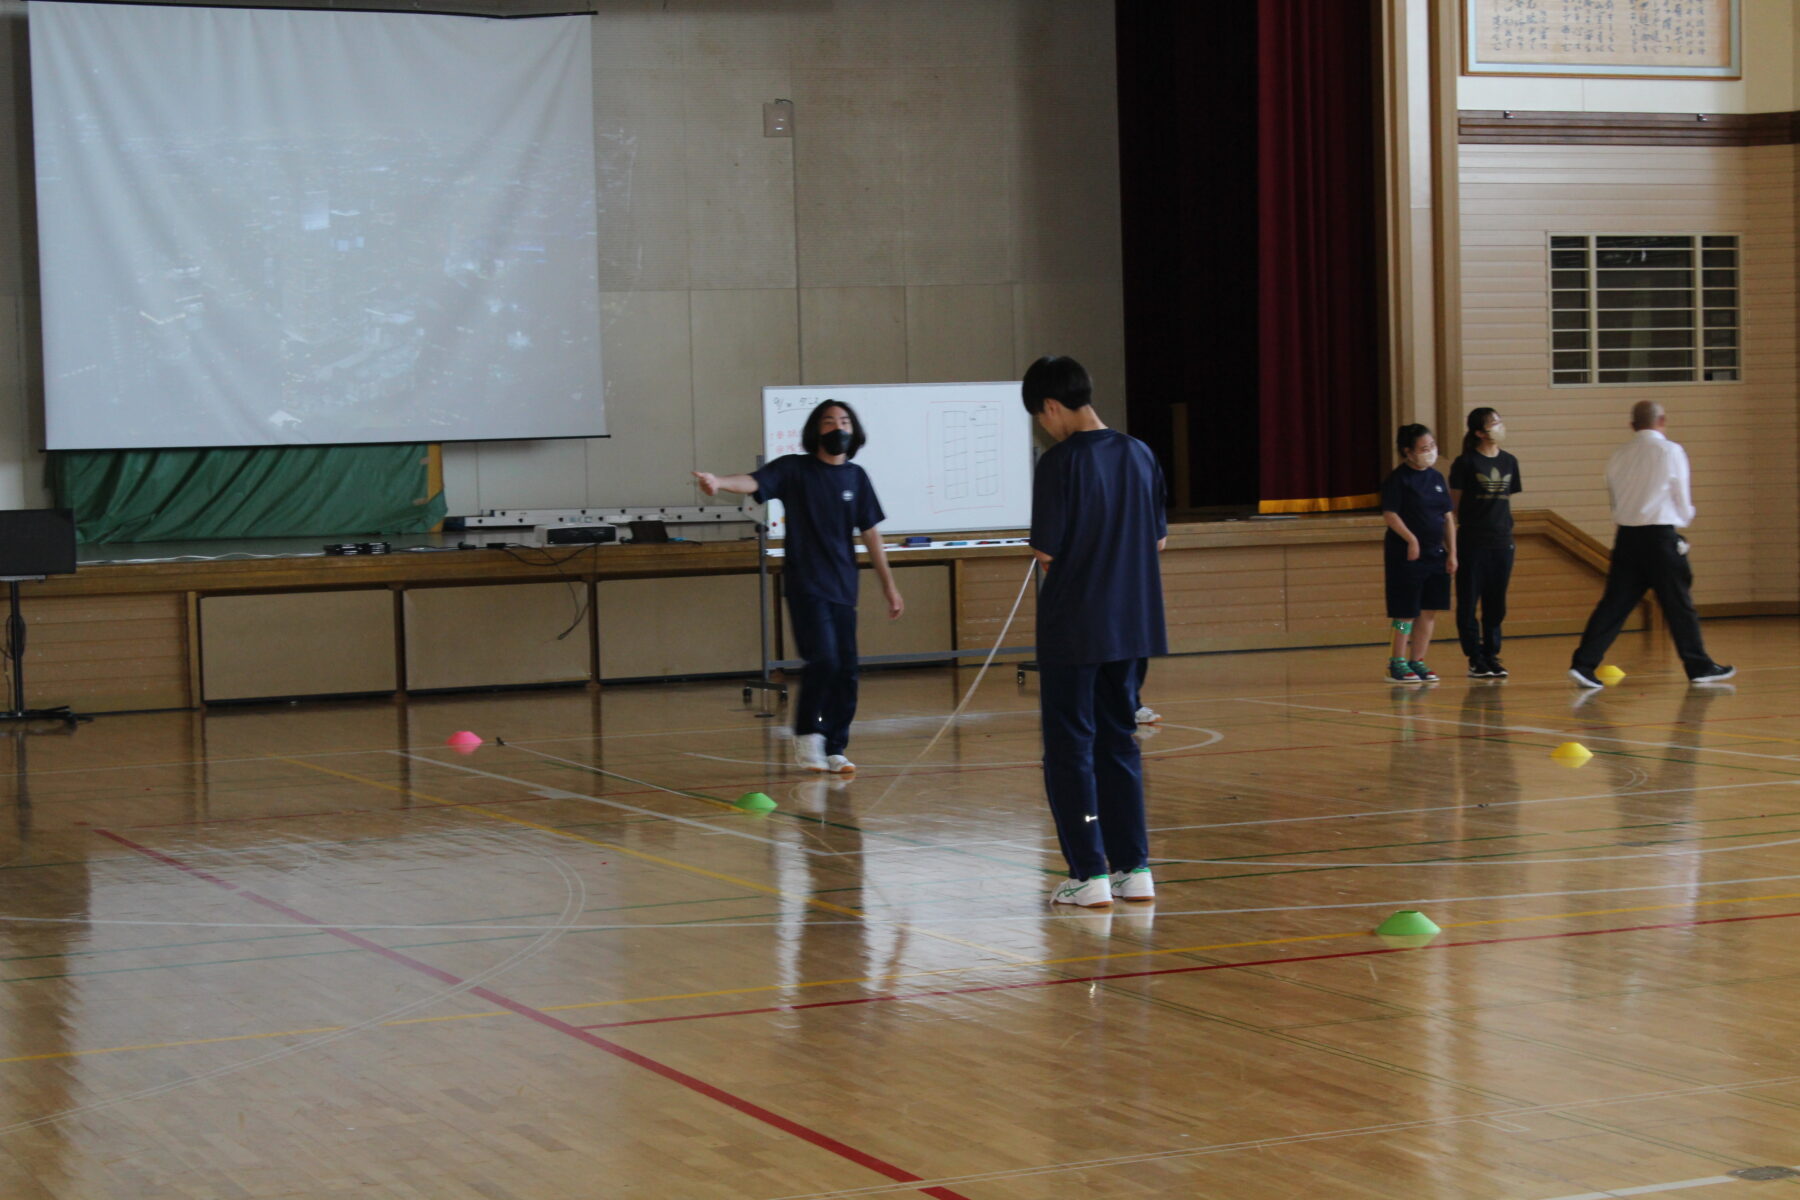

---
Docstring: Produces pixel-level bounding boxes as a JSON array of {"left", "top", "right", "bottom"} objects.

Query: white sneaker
[
  {"left": 791, "top": 732, "right": 827, "bottom": 771},
  {"left": 825, "top": 754, "right": 856, "bottom": 774},
  {"left": 1134, "top": 706, "right": 1161, "bottom": 725},
  {"left": 1108, "top": 867, "right": 1155, "bottom": 902},
  {"left": 1050, "top": 876, "right": 1112, "bottom": 908}
]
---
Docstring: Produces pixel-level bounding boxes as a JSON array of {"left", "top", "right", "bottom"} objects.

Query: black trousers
[
  {"left": 1571, "top": 525, "right": 1714, "bottom": 679},
  {"left": 786, "top": 592, "right": 859, "bottom": 756},
  {"left": 1040, "top": 658, "right": 1147, "bottom": 881},
  {"left": 1455, "top": 543, "right": 1514, "bottom": 661}
]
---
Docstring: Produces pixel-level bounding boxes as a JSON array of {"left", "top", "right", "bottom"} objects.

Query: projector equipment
[
  {"left": 546, "top": 525, "right": 617, "bottom": 545},
  {"left": 324, "top": 542, "right": 391, "bottom": 556},
  {"left": 0, "top": 508, "right": 82, "bottom": 725}
]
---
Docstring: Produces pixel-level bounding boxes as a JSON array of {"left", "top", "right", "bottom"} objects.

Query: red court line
[
  {"left": 93, "top": 829, "right": 973, "bottom": 1200},
  {"left": 577, "top": 908, "right": 1800, "bottom": 1033}
]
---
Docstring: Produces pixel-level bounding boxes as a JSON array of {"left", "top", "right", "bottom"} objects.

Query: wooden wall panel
[
  {"left": 954, "top": 558, "right": 1037, "bottom": 659},
  {"left": 20, "top": 593, "right": 189, "bottom": 713},
  {"left": 404, "top": 583, "right": 591, "bottom": 692},
  {"left": 202, "top": 591, "right": 396, "bottom": 703},
  {"left": 1164, "top": 546, "right": 1286, "bottom": 650},
  {"left": 1458, "top": 142, "right": 1800, "bottom": 608},
  {"left": 597, "top": 573, "right": 762, "bottom": 681}
]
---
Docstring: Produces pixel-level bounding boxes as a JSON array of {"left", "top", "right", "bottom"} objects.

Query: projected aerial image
[{"left": 42, "top": 129, "right": 600, "bottom": 447}]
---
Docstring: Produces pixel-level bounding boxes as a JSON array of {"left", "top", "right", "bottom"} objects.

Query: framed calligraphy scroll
[{"left": 1464, "top": 0, "right": 1740, "bottom": 79}]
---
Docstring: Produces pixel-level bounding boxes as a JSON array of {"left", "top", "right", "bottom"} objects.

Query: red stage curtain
[{"left": 1256, "top": 0, "right": 1381, "bottom": 514}]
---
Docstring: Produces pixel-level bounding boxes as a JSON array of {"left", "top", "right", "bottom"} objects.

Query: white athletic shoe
[
  {"left": 825, "top": 754, "right": 856, "bottom": 774},
  {"left": 1134, "top": 706, "right": 1161, "bottom": 725},
  {"left": 791, "top": 732, "right": 827, "bottom": 771},
  {"left": 1050, "top": 876, "right": 1112, "bottom": 908},
  {"left": 1108, "top": 867, "right": 1155, "bottom": 902}
]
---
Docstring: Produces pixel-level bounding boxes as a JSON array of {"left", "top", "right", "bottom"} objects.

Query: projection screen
[{"left": 29, "top": 2, "right": 604, "bottom": 450}]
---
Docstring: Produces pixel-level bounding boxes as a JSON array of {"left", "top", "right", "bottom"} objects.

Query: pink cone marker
[{"left": 445, "top": 731, "right": 483, "bottom": 752}]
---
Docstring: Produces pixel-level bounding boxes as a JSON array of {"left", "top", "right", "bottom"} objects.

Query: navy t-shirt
[
  {"left": 1381, "top": 463, "right": 1453, "bottom": 568},
  {"left": 753, "top": 454, "right": 885, "bottom": 607},
  {"left": 1029, "top": 428, "right": 1168, "bottom": 666},
  {"left": 1448, "top": 449, "right": 1522, "bottom": 549}
]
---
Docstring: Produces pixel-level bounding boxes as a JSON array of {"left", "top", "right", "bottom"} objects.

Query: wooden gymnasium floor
[{"left": 3, "top": 617, "right": 1800, "bottom": 1199}]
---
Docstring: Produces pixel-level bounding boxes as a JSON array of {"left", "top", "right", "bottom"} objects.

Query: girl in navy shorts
[{"left": 1380, "top": 424, "right": 1457, "bottom": 682}]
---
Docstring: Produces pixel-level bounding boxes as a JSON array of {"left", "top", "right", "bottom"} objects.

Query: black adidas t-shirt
[{"left": 1448, "top": 449, "right": 1522, "bottom": 549}]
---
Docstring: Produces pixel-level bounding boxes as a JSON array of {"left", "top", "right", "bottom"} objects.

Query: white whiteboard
[{"left": 761, "top": 382, "right": 1034, "bottom": 537}]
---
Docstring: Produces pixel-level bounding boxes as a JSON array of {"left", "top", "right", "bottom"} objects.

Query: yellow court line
[
  {"left": 8, "top": 886, "right": 1800, "bottom": 1068},
  {"left": 285, "top": 756, "right": 1031, "bottom": 967}
]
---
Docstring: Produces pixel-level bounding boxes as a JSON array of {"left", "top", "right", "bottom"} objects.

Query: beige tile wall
[
  {"left": 1458, "top": 143, "right": 1800, "bottom": 607},
  {"left": 444, "top": 0, "right": 1125, "bottom": 515}
]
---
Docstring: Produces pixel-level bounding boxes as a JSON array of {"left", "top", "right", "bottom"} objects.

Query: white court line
[
  {"left": 1245, "top": 698, "right": 1800, "bottom": 764},
  {"left": 11, "top": 665, "right": 1791, "bottom": 781},
  {"left": 1536, "top": 1173, "right": 1755, "bottom": 1200},
  {"left": 1154, "top": 832, "right": 1800, "bottom": 870},
  {"left": 393, "top": 750, "right": 807, "bottom": 853},
  {"left": 682, "top": 723, "right": 1224, "bottom": 770},
  {"left": 10, "top": 869, "right": 1800, "bottom": 934},
  {"left": 780, "top": 779, "right": 1800, "bottom": 860}
]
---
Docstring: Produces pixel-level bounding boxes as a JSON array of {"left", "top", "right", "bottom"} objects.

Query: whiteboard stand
[{"left": 740, "top": 519, "right": 788, "bottom": 718}]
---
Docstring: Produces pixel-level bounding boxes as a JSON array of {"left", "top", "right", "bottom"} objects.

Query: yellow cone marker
[
  {"left": 1550, "top": 741, "right": 1593, "bottom": 767},
  {"left": 1595, "top": 665, "right": 1626, "bottom": 685}
]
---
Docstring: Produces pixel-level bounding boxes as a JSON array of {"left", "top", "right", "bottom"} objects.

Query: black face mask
[{"left": 820, "top": 429, "right": 852, "bottom": 456}]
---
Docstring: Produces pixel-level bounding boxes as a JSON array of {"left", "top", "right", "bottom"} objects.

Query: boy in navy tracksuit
[{"left": 1022, "top": 356, "right": 1168, "bottom": 909}]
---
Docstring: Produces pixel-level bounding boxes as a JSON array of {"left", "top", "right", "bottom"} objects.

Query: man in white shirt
[{"left": 1569, "top": 401, "right": 1734, "bottom": 688}]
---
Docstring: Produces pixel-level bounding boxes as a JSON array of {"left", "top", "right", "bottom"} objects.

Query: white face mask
[
  {"left": 1409, "top": 449, "right": 1438, "bottom": 470},
  {"left": 1486, "top": 422, "right": 1506, "bottom": 443}
]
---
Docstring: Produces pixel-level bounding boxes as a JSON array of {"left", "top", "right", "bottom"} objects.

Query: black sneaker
[
  {"left": 1690, "top": 664, "right": 1736, "bottom": 685},
  {"left": 1486, "top": 657, "right": 1509, "bottom": 678},
  {"left": 1468, "top": 659, "right": 1493, "bottom": 678},
  {"left": 1569, "top": 665, "right": 1603, "bottom": 689}
]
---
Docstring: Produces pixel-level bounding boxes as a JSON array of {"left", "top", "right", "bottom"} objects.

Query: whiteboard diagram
[{"left": 928, "top": 401, "right": 1002, "bottom": 511}]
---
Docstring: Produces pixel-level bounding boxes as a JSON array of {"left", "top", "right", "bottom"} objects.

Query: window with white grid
[{"left": 1549, "top": 234, "right": 1739, "bottom": 386}]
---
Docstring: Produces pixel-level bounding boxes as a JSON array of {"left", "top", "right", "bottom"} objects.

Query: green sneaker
[{"left": 1050, "top": 877, "right": 1112, "bottom": 908}]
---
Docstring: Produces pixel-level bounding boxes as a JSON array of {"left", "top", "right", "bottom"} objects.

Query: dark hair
[
  {"left": 1462, "top": 407, "right": 1498, "bottom": 456},
  {"left": 800, "top": 400, "right": 866, "bottom": 459},
  {"left": 1396, "top": 423, "right": 1431, "bottom": 456},
  {"left": 1020, "top": 355, "right": 1093, "bottom": 415}
]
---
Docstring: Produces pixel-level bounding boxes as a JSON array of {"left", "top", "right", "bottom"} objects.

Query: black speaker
[{"left": 0, "top": 509, "right": 77, "bottom": 578}]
